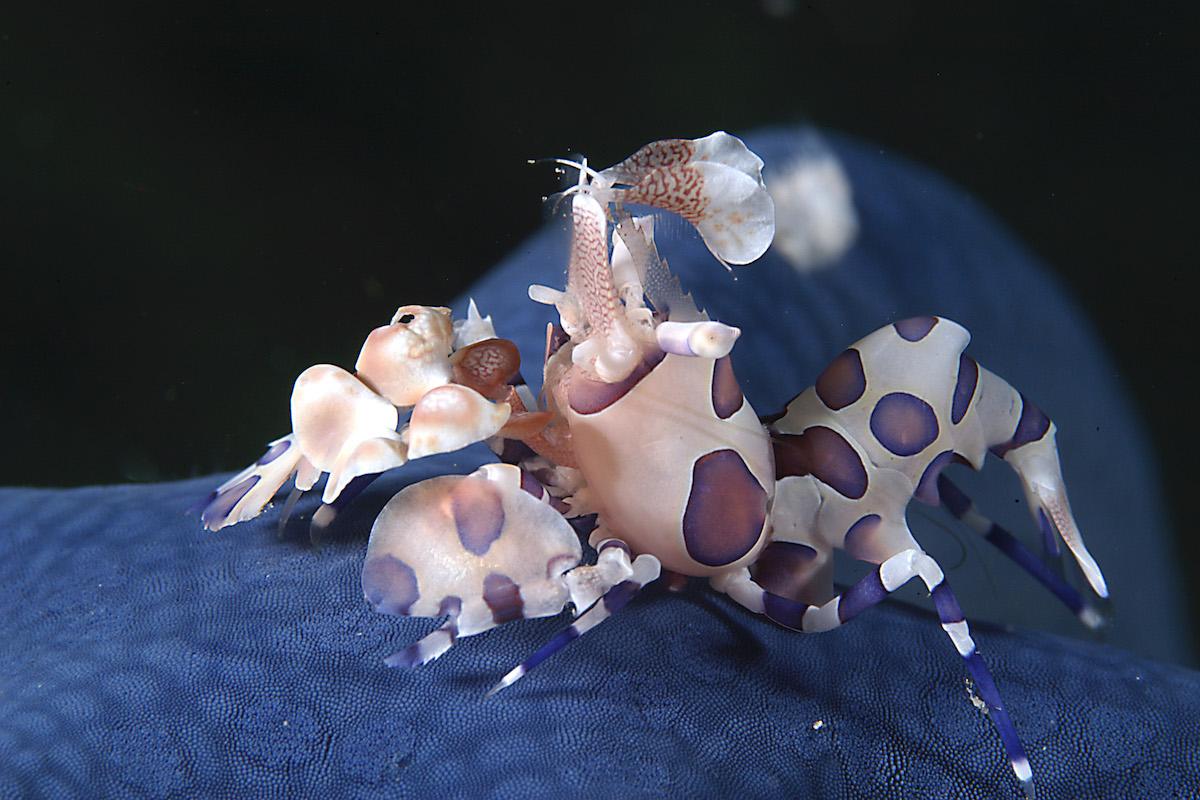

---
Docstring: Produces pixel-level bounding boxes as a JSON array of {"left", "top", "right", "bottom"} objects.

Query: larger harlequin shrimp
[{"left": 201, "top": 131, "right": 1107, "bottom": 798}]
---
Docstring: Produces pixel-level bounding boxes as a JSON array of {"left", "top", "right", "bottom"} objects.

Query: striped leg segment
[
  {"left": 716, "top": 550, "right": 1034, "bottom": 798},
  {"left": 384, "top": 598, "right": 463, "bottom": 669},
  {"left": 565, "top": 538, "right": 637, "bottom": 615},
  {"left": 931, "top": 579, "right": 1035, "bottom": 799},
  {"left": 937, "top": 475, "right": 1104, "bottom": 630},
  {"left": 487, "top": 553, "right": 661, "bottom": 697}
]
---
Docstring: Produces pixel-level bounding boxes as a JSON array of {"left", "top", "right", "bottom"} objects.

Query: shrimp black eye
[{"left": 398, "top": 314, "right": 415, "bottom": 324}]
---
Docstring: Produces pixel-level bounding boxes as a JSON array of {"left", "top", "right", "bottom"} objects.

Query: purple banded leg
[
  {"left": 930, "top": 578, "right": 1034, "bottom": 799},
  {"left": 384, "top": 598, "right": 463, "bottom": 669},
  {"left": 713, "top": 559, "right": 899, "bottom": 634},
  {"left": 487, "top": 552, "right": 661, "bottom": 697},
  {"left": 937, "top": 475, "right": 1104, "bottom": 630},
  {"left": 716, "top": 551, "right": 1034, "bottom": 797},
  {"left": 565, "top": 537, "right": 636, "bottom": 613}
]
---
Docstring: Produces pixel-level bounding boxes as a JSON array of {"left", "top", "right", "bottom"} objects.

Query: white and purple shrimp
[{"left": 200, "top": 131, "right": 1107, "bottom": 798}]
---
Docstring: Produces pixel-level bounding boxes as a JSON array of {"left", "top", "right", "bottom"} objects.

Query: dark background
[{"left": 3, "top": 4, "right": 1195, "bottom": 620}]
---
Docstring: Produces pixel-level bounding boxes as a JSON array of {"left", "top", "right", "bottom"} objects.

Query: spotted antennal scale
[{"left": 593, "top": 131, "right": 775, "bottom": 266}]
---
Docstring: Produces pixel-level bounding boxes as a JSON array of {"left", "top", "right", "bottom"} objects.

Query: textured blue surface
[{"left": 2, "top": 128, "right": 1197, "bottom": 798}]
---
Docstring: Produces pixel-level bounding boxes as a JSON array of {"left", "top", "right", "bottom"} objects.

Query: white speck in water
[
  {"left": 812, "top": 719, "right": 824, "bottom": 731},
  {"left": 283, "top": 720, "right": 289, "bottom": 727}
]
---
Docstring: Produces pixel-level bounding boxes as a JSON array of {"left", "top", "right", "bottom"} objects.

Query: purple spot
[
  {"left": 361, "top": 555, "right": 419, "bottom": 616},
  {"left": 751, "top": 541, "right": 819, "bottom": 601},
  {"left": 568, "top": 349, "right": 666, "bottom": 415},
  {"left": 772, "top": 427, "right": 868, "bottom": 499},
  {"left": 483, "top": 573, "right": 524, "bottom": 624},
  {"left": 815, "top": 349, "right": 866, "bottom": 411},
  {"left": 870, "top": 392, "right": 939, "bottom": 457},
  {"left": 837, "top": 567, "right": 889, "bottom": 623},
  {"left": 914, "top": 450, "right": 956, "bottom": 505},
  {"left": 519, "top": 469, "right": 545, "bottom": 500},
  {"left": 449, "top": 479, "right": 505, "bottom": 556},
  {"left": 256, "top": 439, "right": 291, "bottom": 466},
  {"left": 201, "top": 475, "right": 259, "bottom": 526},
  {"left": 952, "top": 354, "right": 978, "bottom": 424},
  {"left": 682, "top": 450, "right": 768, "bottom": 567},
  {"left": 991, "top": 393, "right": 1051, "bottom": 458},
  {"left": 842, "top": 514, "right": 883, "bottom": 562},
  {"left": 711, "top": 356, "right": 744, "bottom": 419},
  {"left": 894, "top": 316, "right": 939, "bottom": 342}
]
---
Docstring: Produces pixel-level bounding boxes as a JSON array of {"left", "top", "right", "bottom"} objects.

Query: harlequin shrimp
[{"left": 199, "top": 131, "right": 1108, "bottom": 797}]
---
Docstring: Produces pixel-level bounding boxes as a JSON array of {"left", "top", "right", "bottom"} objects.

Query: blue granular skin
[{"left": 1, "top": 128, "right": 1195, "bottom": 798}]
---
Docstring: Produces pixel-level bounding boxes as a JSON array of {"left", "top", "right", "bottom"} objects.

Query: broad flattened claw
[
  {"left": 323, "top": 435, "right": 407, "bottom": 504},
  {"left": 291, "top": 364, "right": 399, "bottom": 473},
  {"left": 404, "top": 384, "right": 511, "bottom": 460},
  {"left": 201, "top": 434, "right": 303, "bottom": 531}
]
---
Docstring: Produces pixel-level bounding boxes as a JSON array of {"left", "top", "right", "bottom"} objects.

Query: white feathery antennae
[
  {"left": 527, "top": 156, "right": 600, "bottom": 183},
  {"left": 528, "top": 157, "right": 601, "bottom": 193},
  {"left": 528, "top": 156, "right": 606, "bottom": 217}
]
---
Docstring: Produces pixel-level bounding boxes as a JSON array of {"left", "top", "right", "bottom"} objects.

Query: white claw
[
  {"left": 404, "top": 384, "right": 511, "bottom": 460},
  {"left": 291, "top": 365, "right": 399, "bottom": 473}
]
